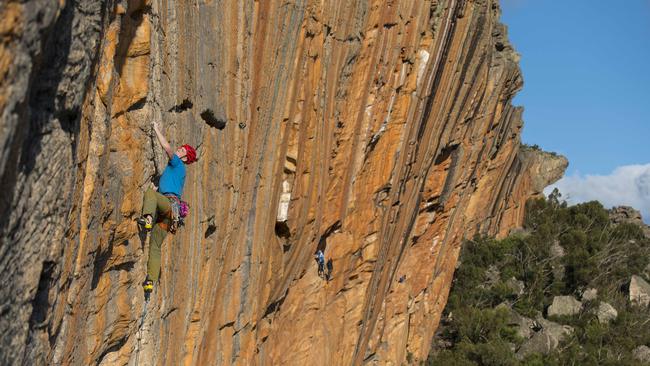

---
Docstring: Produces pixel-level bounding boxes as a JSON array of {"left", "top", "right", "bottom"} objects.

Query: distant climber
[
  {"left": 326, "top": 258, "right": 333, "bottom": 281},
  {"left": 315, "top": 249, "right": 325, "bottom": 278},
  {"left": 137, "top": 121, "right": 197, "bottom": 294}
]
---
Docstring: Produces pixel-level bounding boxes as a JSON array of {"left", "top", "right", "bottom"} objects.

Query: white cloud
[{"left": 546, "top": 164, "right": 650, "bottom": 221}]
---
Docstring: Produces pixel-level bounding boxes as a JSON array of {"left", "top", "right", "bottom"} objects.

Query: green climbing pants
[
  {"left": 142, "top": 188, "right": 171, "bottom": 220},
  {"left": 142, "top": 188, "right": 171, "bottom": 282},
  {"left": 146, "top": 223, "right": 168, "bottom": 282}
]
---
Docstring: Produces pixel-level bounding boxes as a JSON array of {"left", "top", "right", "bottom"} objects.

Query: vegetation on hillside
[{"left": 427, "top": 191, "right": 650, "bottom": 365}]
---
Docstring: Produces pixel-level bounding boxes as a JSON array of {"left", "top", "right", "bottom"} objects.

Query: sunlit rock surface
[{"left": 0, "top": 0, "right": 566, "bottom": 365}]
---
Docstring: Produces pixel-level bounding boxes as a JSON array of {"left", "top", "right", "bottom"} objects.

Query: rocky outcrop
[
  {"left": 0, "top": 0, "right": 564, "bottom": 365},
  {"left": 610, "top": 206, "right": 650, "bottom": 237},
  {"left": 491, "top": 146, "right": 568, "bottom": 238},
  {"left": 611, "top": 206, "right": 646, "bottom": 225}
]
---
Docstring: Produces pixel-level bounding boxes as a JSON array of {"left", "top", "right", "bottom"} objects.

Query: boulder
[
  {"left": 505, "top": 277, "right": 525, "bottom": 296},
  {"left": 552, "top": 263, "right": 565, "bottom": 282},
  {"left": 633, "top": 345, "right": 650, "bottom": 363},
  {"left": 508, "top": 342, "right": 517, "bottom": 353},
  {"left": 516, "top": 316, "right": 573, "bottom": 359},
  {"left": 595, "top": 302, "right": 617, "bottom": 324},
  {"left": 581, "top": 288, "right": 598, "bottom": 302},
  {"left": 550, "top": 240, "right": 565, "bottom": 258},
  {"left": 481, "top": 265, "right": 500, "bottom": 288},
  {"left": 630, "top": 275, "right": 650, "bottom": 307},
  {"left": 498, "top": 304, "right": 534, "bottom": 339},
  {"left": 486, "top": 265, "right": 500, "bottom": 285},
  {"left": 516, "top": 332, "right": 557, "bottom": 359},
  {"left": 535, "top": 317, "right": 574, "bottom": 341},
  {"left": 547, "top": 296, "right": 582, "bottom": 317},
  {"left": 516, "top": 317, "right": 573, "bottom": 359}
]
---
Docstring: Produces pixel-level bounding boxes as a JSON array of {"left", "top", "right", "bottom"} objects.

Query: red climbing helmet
[{"left": 182, "top": 144, "right": 197, "bottom": 164}]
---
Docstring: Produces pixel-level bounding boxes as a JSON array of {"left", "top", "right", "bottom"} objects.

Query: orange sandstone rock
[{"left": 0, "top": 1, "right": 567, "bottom": 365}]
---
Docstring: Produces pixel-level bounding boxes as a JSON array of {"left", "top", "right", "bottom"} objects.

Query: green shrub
[{"left": 428, "top": 192, "right": 650, "bottom": 365}]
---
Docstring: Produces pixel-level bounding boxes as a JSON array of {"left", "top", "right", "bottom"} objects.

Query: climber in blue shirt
[
  {"left": 138, "top": 121, "right": 197, "bottom": 294},
  {"left": 158, "top": 153, "right": 186, "bottom": 198}
]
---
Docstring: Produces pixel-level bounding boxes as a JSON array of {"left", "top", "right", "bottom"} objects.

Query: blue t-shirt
[{"left": 159, "top": 155, "right": 186, "bottom": 198}]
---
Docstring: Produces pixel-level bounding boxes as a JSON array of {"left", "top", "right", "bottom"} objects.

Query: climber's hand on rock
[{"left": 152, "top": 120, "right": 160, "bottom": 131}]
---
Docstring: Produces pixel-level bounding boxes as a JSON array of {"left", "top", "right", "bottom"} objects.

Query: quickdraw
[{"left": 165, "top": 195, "right": 189, "bottom": 234}]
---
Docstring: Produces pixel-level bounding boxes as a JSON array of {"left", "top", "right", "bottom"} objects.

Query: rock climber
[
  {"left": 326, "top": 258, "right": 333, "bottom": 281},
  {"left": 315, "top": 249, "right": 325, "bottom": 278},
  {"left": 137, "top": 121, "right": 197, "bottom": 293}
]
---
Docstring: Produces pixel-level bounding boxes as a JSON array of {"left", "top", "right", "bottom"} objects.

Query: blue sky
[{"left": 501, "top": 0, "right": 650, "bottom": 217}]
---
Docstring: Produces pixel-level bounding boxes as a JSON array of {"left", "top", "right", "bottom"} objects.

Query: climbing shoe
[
  {"left": 137, "top": 215, "right": 153, "bottom": 231},
  {"left": 143, "top": 279, "right": 154, "bottom": 293}
]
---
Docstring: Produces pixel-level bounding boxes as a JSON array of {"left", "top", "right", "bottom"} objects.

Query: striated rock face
[
  {"left": 1, "top": 0, "right": 566, "bottom": 365},
  {"left": 0, "top": 0, "right": 110, "bottom": 364}
]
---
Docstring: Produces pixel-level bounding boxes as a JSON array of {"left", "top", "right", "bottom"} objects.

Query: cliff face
[{"left": 0, "top": 0, "right": 566, "bottom": 365}]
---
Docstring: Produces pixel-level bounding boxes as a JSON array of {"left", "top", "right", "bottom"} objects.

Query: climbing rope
[{"left": 134, "top": 295, "right": 149, "bottom": 366}]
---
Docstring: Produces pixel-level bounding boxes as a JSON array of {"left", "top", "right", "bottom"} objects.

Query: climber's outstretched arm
[{"left": 152, "top": 121, "right": 174, "bottom": 159}]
